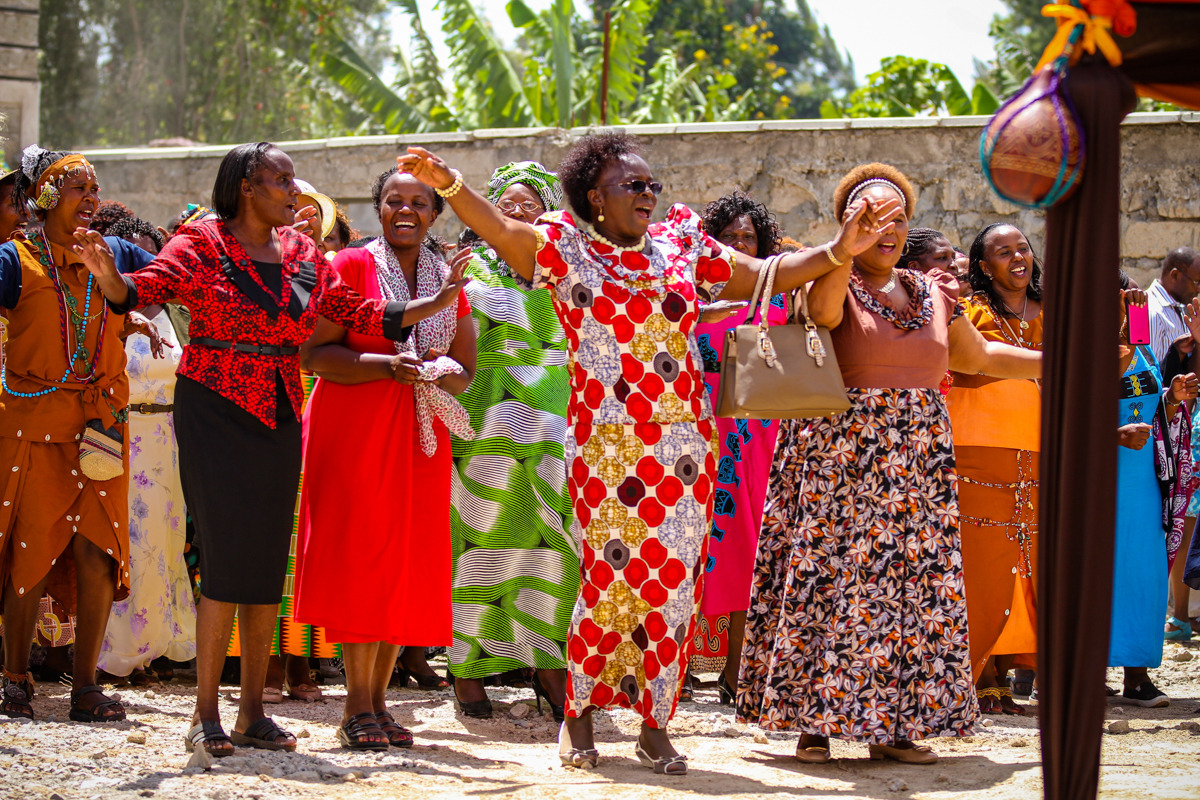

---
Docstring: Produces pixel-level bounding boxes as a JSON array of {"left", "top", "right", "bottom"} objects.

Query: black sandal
[
  {"left": 185, "top": 719, "right": 234, "bottom": 758},
  {"left": 69, "top": 684, "right": 126, "bottom": 722},
  {"left": 1, "top": 670, "right": 35, "bottom": 720},
  {"left": 231, "top": 717, "right": 297, "bottom": 752},
  {"left": 375, "top": 711, "right": 415, "bottom": 748},
  {"left": 336, "top": 712, "right": 389, "bottom": 751}
]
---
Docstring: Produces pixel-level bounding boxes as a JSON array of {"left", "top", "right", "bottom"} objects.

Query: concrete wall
[
  {"left": 0, "top": 0, "right": 40, "bottom": 171},
  {"left": 82, "top": 112, "right": 1200, "bottom": 287}
]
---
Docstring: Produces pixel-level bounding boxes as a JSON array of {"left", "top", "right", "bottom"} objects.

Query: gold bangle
[
  {"left": 823, "top": 242, "right": 844, "bottom": 266},
  {"left": 436, "top": 170, "right": 463, "bottom": 199}
]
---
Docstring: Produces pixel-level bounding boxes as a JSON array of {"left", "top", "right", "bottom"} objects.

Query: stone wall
[
  {"left": 83, "top": 112, "right": 1200, "bottom": 287},
  {"left": 0, "top": 0, "right": 41, "bottom": 171}
]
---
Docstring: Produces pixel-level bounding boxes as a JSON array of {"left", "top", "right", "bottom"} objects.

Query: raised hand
[
  {"left": 434, "top": 249, "right": 470, "bottom": 309},
  {"left": 1185, "top": 298, "right": 1200, "bottom": 343},
  {"left": 71, "top": 228, "right": 119, "bottom": 281},
  {"left": 292, "top": 204, "right": 318, "bottom": 237},
  {"left": 834, "top": 197, "right": 904, "bottom": 259},
  {"left": 397, "top": 146, "right": 457, "bottom": 192},
  {"left": 1169, "top": 372, "right": 1199, "bottom": 405}
]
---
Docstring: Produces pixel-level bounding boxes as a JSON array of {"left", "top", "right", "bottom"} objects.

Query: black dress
[{"left": 174, "top": 261, "right": 298, "bottom": 605}]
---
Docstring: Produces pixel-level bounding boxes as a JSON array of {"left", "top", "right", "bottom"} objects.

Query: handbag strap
[
  {"left": 794, "top": 282, "right": 819, "bottom": 333},
  {"left": 739, "top": 254, "right": 777, "bottom": 327},
  {"left": 758, "top": 255, "right": 781, "bottom": 335}
]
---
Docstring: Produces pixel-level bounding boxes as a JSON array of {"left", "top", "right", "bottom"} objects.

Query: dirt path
[{"left": 3, "top": 641, "right": 1198, "bottom": 800}]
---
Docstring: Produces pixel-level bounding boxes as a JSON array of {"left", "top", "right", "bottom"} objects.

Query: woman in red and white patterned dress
[{"left": 399, "top": 133, "right": 901, "bottom": 774}]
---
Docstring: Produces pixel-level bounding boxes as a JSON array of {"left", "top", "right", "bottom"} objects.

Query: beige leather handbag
[{"left": 714, "top": 254, "right": 851, "bottom": 420}]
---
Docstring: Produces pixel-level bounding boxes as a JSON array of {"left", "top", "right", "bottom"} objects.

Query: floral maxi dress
[{"left": 523, "top": 205, "right": 733, "bottom": 727}]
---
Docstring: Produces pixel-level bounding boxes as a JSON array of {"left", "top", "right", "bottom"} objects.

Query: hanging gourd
[
  {"left": 980, "top": 0, "right": 1137, "bottom": 209},
  {"left": 980, "top": 60, "right": 1085, "bottom": 209}
]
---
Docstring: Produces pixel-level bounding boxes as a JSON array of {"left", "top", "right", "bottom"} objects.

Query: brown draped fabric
[{"left": 1038, "top": 56, "right": 1136, "bottom": 800}]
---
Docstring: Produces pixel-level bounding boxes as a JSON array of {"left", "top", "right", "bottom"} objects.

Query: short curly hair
[
  {"left": 371, "top": 165, "right": 445, "bottom": 217},
  {"left": 833, "top": 163, "right": 916, "bottom": 221},
  {"left": 557, "top": 132, "right": 641, "bottom": 223},
  {"left": 107, "top": 217, "right": 164, "bottom": 253},
  {"left": 90, "top": 200, "right": 134, "bottom": 235},
  {"left": 699, "top": 191, "right": 781, "bottom": 259}
]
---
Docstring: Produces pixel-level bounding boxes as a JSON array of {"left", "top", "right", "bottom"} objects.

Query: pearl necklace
[{"left": 583, "top": 223, "right": 649, "bottom": 254}]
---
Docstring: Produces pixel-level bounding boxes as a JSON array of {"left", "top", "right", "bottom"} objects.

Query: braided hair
[
  {"left": 899, "top": 227, "right": 947, "bottom": 270},
  {"left": 699, "top": 191, "right": 781, "bottom": 259},
  {"left": 968, "top": 223, "right": 1044, "bottom": 310}
]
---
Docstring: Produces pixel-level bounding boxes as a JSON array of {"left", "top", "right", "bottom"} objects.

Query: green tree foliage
[
  {"left": 974, "top": 0, "right": 1058, "bottom": 99},
  {"left": 821, "top": 56, "right": 998, "bottom": 119},
  {"left": 38, "top": 0, "right": 393, "bottom": 149},
  {"left": 630, "top": 0, "right": 855, "bottom": 119}
]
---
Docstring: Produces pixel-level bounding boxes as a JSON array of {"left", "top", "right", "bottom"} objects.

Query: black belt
[
  {"left": 128, "top": 403, "right": 174, "bottom": 415},
  {"left": 191, "top": 337, "right": 299, "bottom": 356}
]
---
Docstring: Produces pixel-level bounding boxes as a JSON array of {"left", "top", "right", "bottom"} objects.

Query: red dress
[{"left": 292, "top": 248, "right": 469, "bottom": 645}]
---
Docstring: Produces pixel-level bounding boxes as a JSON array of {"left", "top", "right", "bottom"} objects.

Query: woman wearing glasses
[
  {"left": 398, "top": 133, "right": 901, "bottom": 774},
  {"left": 446, "top": 162, "right": 578, "bottom": 722}
]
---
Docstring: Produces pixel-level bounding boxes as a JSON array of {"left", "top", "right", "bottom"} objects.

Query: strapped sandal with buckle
[
  {"left": 231, "top": 717, "right": 298, "bottom": 752},
  {"left": 336, "top": 712, "right": 389, "bottom": 751},
  {"left": 1, "top": 670, "right": 35, "bottom": 720},
  {"left": 185, "top": 719, "right": 234, "bottom": 758},
  {"left": 375, "top": 710, "right": 415, "bottom": 748},
  {"left": 635, "top": 741, "right": 688, "bottom": 775},
  {"left": 558, "top": 722, "right": 599, "bottom": 769},
  {"left": 69, "top": 684, "right": 126, "bottom": 723}
]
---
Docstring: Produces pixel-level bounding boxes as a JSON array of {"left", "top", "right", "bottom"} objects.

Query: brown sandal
[
  {"left": 1, "top": 669, "right": 34, "bottom": 720},
  {"left": 286, "top": 680, "right": 323, "bottom": 703}
]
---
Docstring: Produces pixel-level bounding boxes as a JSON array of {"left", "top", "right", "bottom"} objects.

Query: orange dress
[
  {"left": 0, "top": 236, "right": 146, "bottom": 612},
  {"left": 947, "top": 296, "right": 1041, "bottom": 676}
]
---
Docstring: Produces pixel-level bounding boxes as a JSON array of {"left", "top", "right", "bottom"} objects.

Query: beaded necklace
[{"left": 0, "top": 231, "right": 110, "bottom": 399}]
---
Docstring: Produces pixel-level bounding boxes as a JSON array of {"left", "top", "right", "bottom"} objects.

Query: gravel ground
[{"left": 3, "top": 642, "right": 1199, "bottom": 800}]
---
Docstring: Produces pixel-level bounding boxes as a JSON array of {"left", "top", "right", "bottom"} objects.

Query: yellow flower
[
  {"left": 694, "top": 49, "right": 707, "bottom": 60},
  {"left": 722, "top": 58, "right": 731, "bottom": 66},
  {"left": 723, "top": 23, "right": 733, "bottom": 31},
  {"left": 740, "top": 42, "right": 749, "bottom": 51},
  {"left": 779, "top": 95, "right": 791, "bottom": 105}
]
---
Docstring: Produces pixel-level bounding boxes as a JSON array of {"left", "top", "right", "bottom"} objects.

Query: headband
[
  {"left": 846, "top": 178, "right": 905, "bottom": 211},
  {"left": 20, "top": 147, "right": 96, "bottom": 210}
]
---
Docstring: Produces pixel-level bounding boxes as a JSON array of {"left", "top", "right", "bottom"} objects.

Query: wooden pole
[{"left": 601, "top": 11, "right": 611, "bottom": 126}]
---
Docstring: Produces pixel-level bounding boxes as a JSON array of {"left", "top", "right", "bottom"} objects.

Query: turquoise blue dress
[{"left": 1110, "top": 347, "right": 1168, "bottom": 668}]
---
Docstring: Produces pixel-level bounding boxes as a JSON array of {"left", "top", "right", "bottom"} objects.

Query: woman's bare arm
[
  {"left": 948, "top": 315, "right": 1042, "bottom": 379},
  {"left": 300, "top": 315, "right": 421, "bottom": 385},
  {"left": 398, "top": 147, "right": 538, "bottom": 281}
]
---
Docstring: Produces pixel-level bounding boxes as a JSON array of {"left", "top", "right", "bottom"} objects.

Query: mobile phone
[{"left": 1127, "top": 302, "right": 1150, "bottom": 346}]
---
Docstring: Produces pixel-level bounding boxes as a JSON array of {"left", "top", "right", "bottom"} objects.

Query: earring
[{"left": 597, "top": 207, "right": 605, "bottom": 223}]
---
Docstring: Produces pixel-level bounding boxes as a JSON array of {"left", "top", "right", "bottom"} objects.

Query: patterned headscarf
[
  {"left": 17, "top": 144, "right": 95, "bottom": 210},
  {"left": 485, "top": 161, "right": 563, "bottom": 213}
]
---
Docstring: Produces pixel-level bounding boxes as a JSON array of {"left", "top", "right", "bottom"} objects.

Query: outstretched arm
[
  {"left": 948, "top": 315, "right": 1042, "bottom": 379},
  {"left": 72, "top": 229, "right": 132, "bottom": 307},
  {"left": 398, "top": 147, "right": 539, "bottom": 281},
  {"left": 717, "top": 197, "right": 903, "bottom": 309}
]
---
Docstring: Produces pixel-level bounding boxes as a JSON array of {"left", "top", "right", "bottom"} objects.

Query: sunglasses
[
  {"left": 497, "top": 199, "right": 545, "bottom": 214},
  {"left": 601, "top": 180, "right": 664, "bottom": 196}
]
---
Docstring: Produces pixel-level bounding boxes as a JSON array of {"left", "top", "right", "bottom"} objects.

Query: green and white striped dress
[{"left": 448, "top": 245, "right": 579, "bottom": 678}]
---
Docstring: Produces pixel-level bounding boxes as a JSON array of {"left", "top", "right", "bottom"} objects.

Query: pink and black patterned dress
[{"left": 523, "top": 204, "right": 733, "bottom": 727}]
